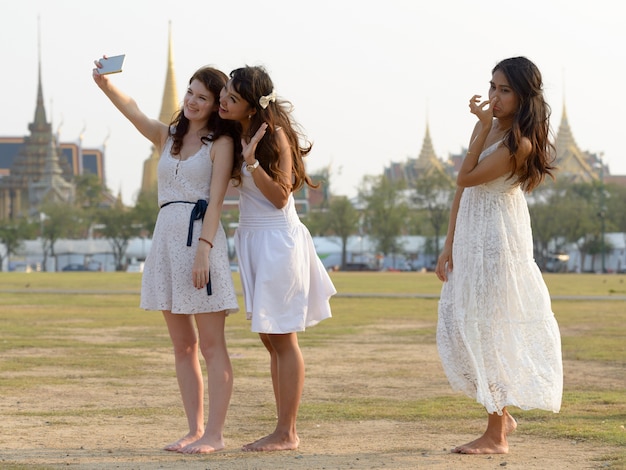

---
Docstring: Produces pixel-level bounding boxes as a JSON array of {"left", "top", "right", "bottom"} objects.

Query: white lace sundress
[
  {"left": 140, "top": 137, "right": 239, "bottom": 315},
  {"left": 234, "top": 163, "right": 336, "bottom": 333},
  {"left": 437, "top": 141, "right": 563, "bottom": 415}
]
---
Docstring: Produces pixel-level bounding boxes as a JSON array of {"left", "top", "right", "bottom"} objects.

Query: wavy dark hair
[
  {"left": 228, "top": 65, "right": 317, "bottom": 192},
  {"left": 168, "top": 66, "right": 238, "bottom": 156},
  {"left": 494, "top": 57, "right": 557, "bottom": 191}
]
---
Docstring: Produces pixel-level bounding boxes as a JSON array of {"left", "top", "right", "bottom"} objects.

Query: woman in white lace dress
[
  {"left": 218, "top": 65, "right": 336, "bottom": 451},
  {"left": 93, "top": 62, "right": 238, "bottom": 454},
  {"left": 435, "top": 57, "right": 563, "bottom": 455}
]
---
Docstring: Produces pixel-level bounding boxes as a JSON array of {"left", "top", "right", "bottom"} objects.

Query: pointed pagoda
[
  {"left": 140, "top": 22, "right": 180, "bottom": 194},
  {"left": 384, "top": 119, "right": 451, "bottom": 184},
  {"left": 414, "top": 122, "right": 447, "bottom": 177},
  {"left": 0, "top": 25, "right": 74, "bottom": 219},
  {"left": 553, "top": 102, "right": 597, "bottom": 183}
]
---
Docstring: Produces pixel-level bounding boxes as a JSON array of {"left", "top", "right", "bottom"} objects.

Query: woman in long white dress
[
  {"left": 93, "top": 62, "right": 238, "bottom": 454},
  {"left": 435, "top": 57, "right": 563, "bottom": 455},
  {"left": 218, "top": 65, "right": 336, "bottom": 451}
]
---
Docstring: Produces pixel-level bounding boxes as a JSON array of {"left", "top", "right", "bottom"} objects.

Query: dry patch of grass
[{"left": 0, "top": 272, "right": 624, "bottom": 469}]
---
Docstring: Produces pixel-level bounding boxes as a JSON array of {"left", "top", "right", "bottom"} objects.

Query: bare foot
[
  {"left": 505, "top": 412, "right": 517, "bottom": 435},
  {"left": 179, "top": 434, "right": 225, "bottom": 454},
  {"left": 163, "top": 432, "right": 203, "bottom": 452},
  {"left": 242, "top": 431, "right": 300, "bottom": 452},
  {"left": 452, "top": 434, "right": 509, "bottom": 454}
]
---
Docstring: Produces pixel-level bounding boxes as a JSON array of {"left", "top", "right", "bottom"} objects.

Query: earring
[{"left": 248, "top": 114, "right": 252, "bottom": 120}]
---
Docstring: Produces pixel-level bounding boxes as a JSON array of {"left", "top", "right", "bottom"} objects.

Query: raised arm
[
  {"left": 92, "top": 59, "right": 169, "bottom": 151},
  {"left": 456, "top": 96, "right": 528, "bottom": 188},
  {"left": 242, "top": 124, "right": 292, "bottom": 209}
]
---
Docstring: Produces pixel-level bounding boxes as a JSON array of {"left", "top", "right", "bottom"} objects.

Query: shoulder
[
  {"left": 515, "top": 136, "right": 532, "bottom": 162},
  {"left": 518, "top": 136, "right": 532, "bottom": 154},
  {"left": 470, "top": 120, "right": 490, "bottom": 141},
  {"left": 210, "top": 134, "right": 234, "bottom": 156},
  {"left": 213, "top": 134, "right": 234, "bottom": 146}
]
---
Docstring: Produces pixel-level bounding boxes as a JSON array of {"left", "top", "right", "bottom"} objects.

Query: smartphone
[{"left": 97, "top": 54, "right": 125, "bottom": 75}]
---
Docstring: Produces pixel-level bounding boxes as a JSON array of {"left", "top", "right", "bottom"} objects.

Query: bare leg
[
  {"left": 260, "top": 333, "right": 280, "bottom": 416},
  {"left": 452, "top": 407, "right": 512, "bottom": 454},
  {"left": 162, "top": 311, "right": 204, "bottom": 451},
  {"left": 180, "top": 312, "right": 232, "bottom": 454},
  {"left": 243, "top": 332, "right": 302, "bottom": 452}
]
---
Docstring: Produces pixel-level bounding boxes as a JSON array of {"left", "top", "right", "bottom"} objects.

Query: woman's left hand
[
  {"left": 192, "top": 252, "right": 210, "bottom": 289},
  {"left": 242, "top": 122, "right": 268, "bottom": 165}
]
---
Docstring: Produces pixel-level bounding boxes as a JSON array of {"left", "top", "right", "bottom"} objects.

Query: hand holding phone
[{"left": 95, "top": 54, "right": 126, "bottom": 75}]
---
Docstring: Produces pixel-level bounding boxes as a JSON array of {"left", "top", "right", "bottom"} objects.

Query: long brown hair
[
  {"left": 168, "top": 66, "right": 238, "bottom": 155},
  {"left": 494, "top": 57, "right": 557, "bottom": 192},
  {"left": 228, "top": 65, "right": 318, "bottom": 192}
]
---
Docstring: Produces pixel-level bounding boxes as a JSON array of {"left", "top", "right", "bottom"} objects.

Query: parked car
[
  {"left": 61, "top": 264, "right": 90, "bottom": 271},
  {"left": 342, "top": 262, "right": 378, "bottom": 271}
]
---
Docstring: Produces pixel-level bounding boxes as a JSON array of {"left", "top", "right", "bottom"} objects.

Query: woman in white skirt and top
[
  {"left": 435, "top": 57, "right": 562, "bottom": 454},
  {"left": 93, "top": 62, "right": 239, "bottom": 454},
  {"left": 219, "top": 65, "right": 336, "bottom": 451}
]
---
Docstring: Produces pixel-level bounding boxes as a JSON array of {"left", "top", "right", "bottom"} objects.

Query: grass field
[{"left": 0, "top": 271, "right": 624, "bottom": 469}]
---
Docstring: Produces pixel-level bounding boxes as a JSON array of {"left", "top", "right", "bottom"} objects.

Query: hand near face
[
  {"left": 469, "top": 94, "right": 493, "bottom": 128},
  {"left": 242, "top": 122, "right": 268, "bottom": 164}
]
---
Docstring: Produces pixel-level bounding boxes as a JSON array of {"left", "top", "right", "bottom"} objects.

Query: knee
[
  {"left": 266, "top": 334, "right": 299, "bottom": 355},
  {"left": 260, "top": 334, "right": 276, "bottom": 353},
  {"left": 198, "top": 337, "right": 226, "bottom": 362},
  {"left": 172, "top": 338, "right": 198, "bottom": 360}
]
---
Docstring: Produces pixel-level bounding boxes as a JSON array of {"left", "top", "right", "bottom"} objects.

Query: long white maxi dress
[
  {"left": 234, "top": 164, "right": 336, "bottom": 334},
  {"left": 437, "top": 142, "right": 563, "bottom": 415}
]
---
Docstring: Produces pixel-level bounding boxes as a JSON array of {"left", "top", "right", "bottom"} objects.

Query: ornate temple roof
[
  {"left": 0, "top": 21, "right": 109, "bottom": 220},
  {"left": 0, "top": 28, "right": 75, "bottom": 219},
  {"left": 553, "top": 103, "right": 597, "bottom": 183},
  {"left": 28, "top": 137, "right": 75, "bottom": 211},
  {"left": 384, "top": 120, "right": 452, "bottom": 185},
  {"left": 415, "top": 123, "right": 447, "bottom": 176}
]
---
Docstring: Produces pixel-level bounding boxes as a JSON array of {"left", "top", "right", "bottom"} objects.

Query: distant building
[
  {"left": 0, "top": 23, "right": 363, "bottom": 221},
  {"left": 384, "top": 123, "right": 454, "bottom": 185},
  {"left": 0, "top": 33, "right": 109, "bottom": 220}
]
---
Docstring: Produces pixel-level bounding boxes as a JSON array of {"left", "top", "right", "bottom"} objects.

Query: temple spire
[
  {"left": 159, "top": 21, "right": 180, "bottom": 125},
  {"left": 141, "top": 22, "right": 180, "bottom": 194},
  {"left": 415, "top": 118, "right": 445, "bottom": 175},
  {"left": 33, "top": 16, "right": 47, "bottom": 127},
  {"left": 554, "top": 98, "right": 595, "bottom": 182}
]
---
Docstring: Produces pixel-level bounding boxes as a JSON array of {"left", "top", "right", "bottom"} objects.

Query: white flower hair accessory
[{"left": 259, "top": 90, "right": 277, "bottom": 109}]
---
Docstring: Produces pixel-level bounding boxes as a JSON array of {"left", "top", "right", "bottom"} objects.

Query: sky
[{"left": 1, "top": 0, "right": 624, "bottom": 205}]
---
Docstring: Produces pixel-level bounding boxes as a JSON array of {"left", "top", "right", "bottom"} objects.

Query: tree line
[
  {"left": 302, "top": 172, "right": 626, "bottom": 272},
  {"left": 1, "top": 172, "right": 625, "bottom": 272}
]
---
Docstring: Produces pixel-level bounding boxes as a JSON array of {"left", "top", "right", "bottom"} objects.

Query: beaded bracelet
[{"left": 198, "top": 237, "right": 214, "bottom": 248}]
